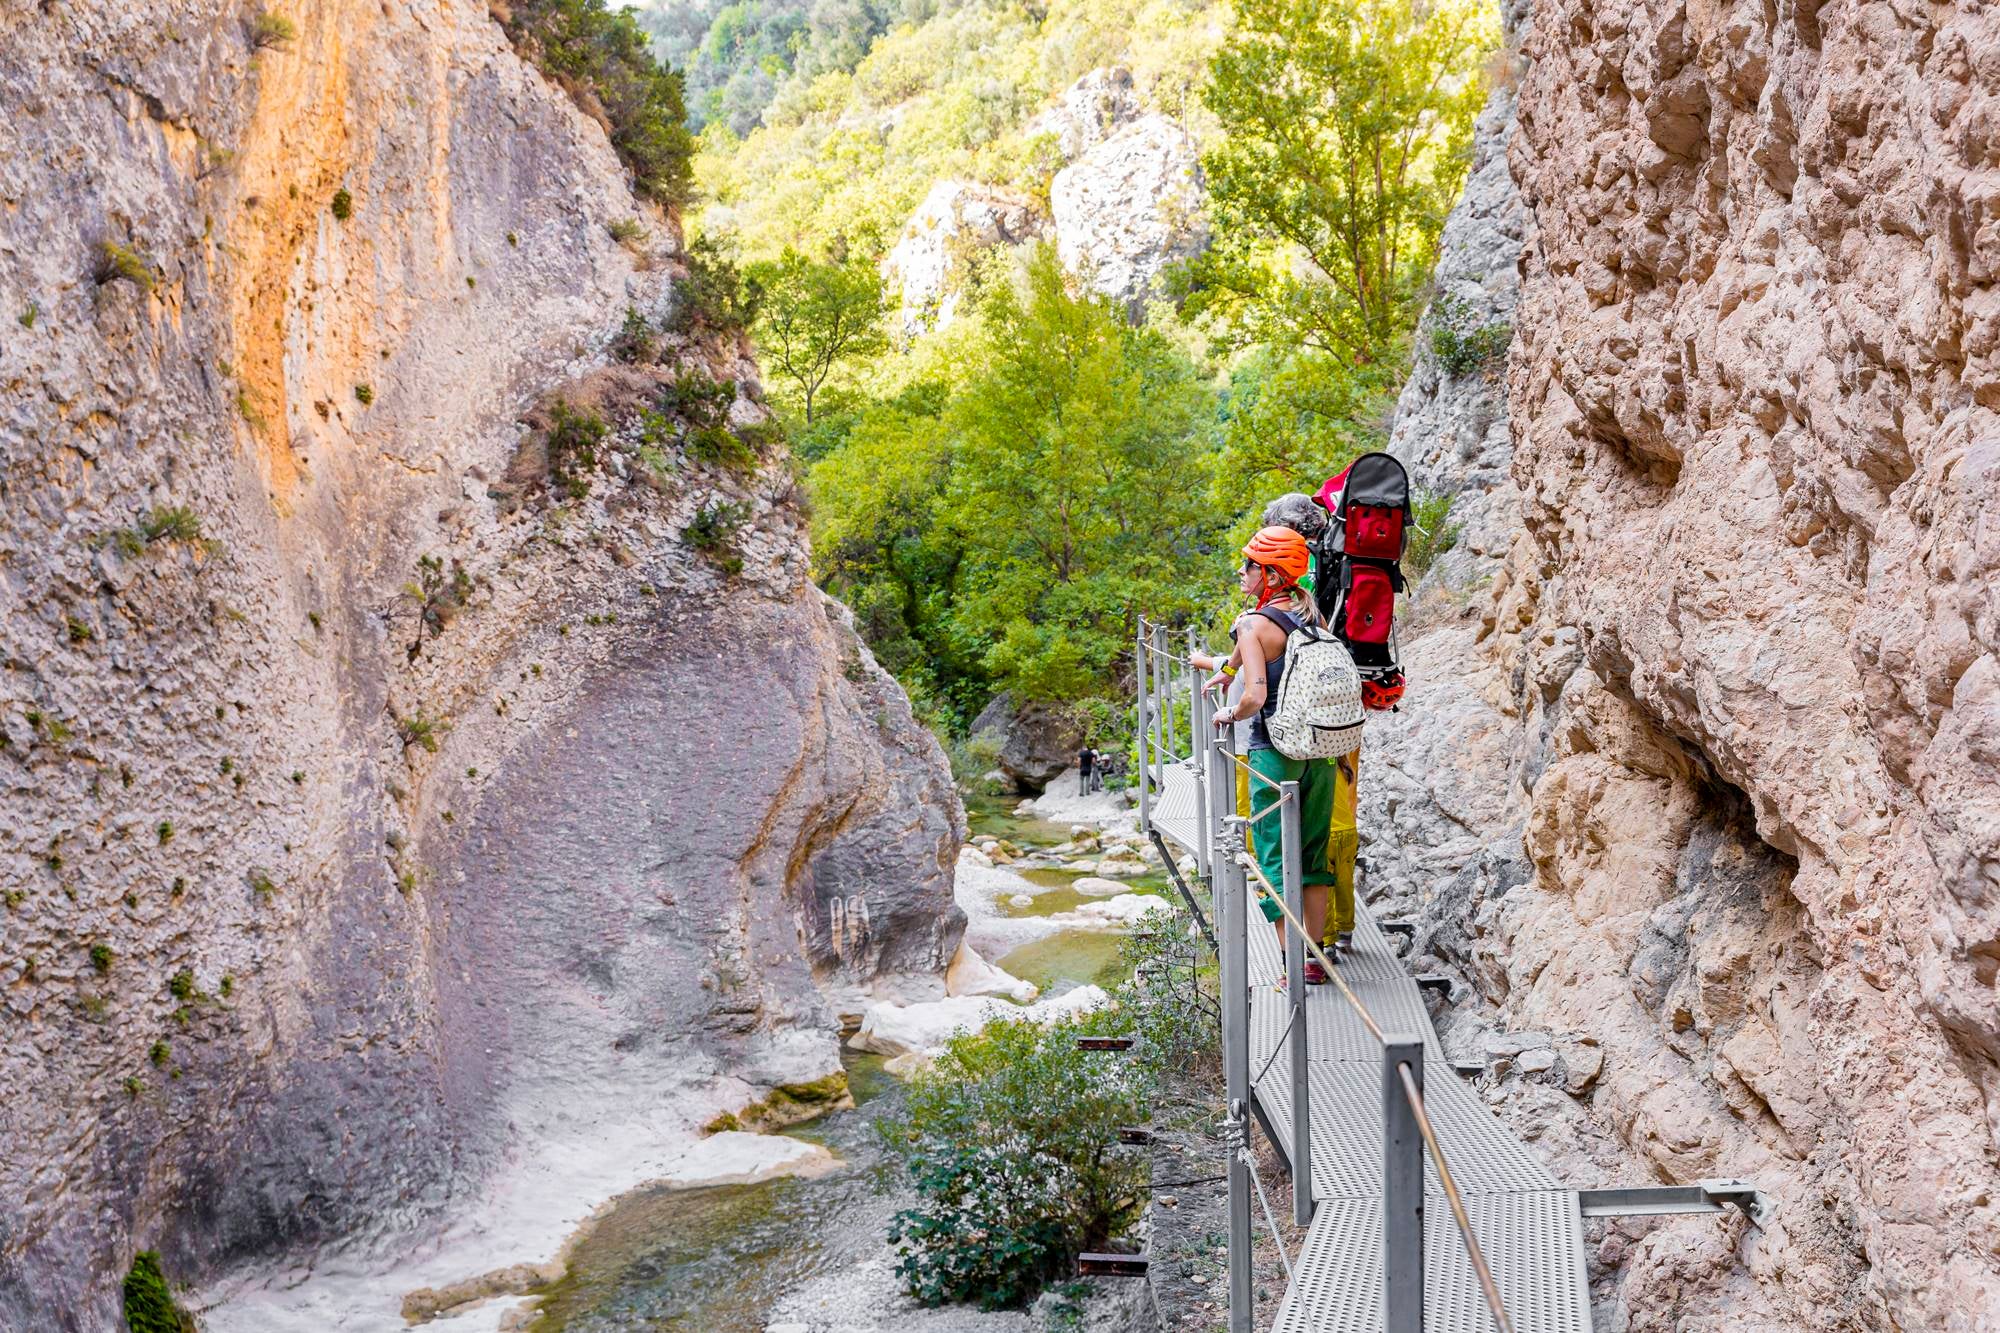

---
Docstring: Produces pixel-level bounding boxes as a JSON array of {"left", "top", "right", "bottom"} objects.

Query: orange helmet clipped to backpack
[
  {"left": 1242, "top": 526, "right": 1310, "bottom": 584},
  {"left": 1361, "top": 672, "right": 1406, "bottom": 711}
]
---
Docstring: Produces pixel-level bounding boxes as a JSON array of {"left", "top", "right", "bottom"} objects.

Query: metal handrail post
[
  {"left": 1151, "top": 623, "right": 1169, "bottom": 782},
  {"left": 1187, "top": 627, "right": 1210, "bottom": 879},
  {"left": 1136, "top": 618, "right": 1152, "bottom": 834},
  {"left": 1384, "top": 1037, "right": 1426, "bottom": 1333},
  {"left": 1214, "top": 738, "right": 1254, "bottom": 1333},
  {"left": 1279, "top": 779, "right": 1312, "bottom": 1226}
]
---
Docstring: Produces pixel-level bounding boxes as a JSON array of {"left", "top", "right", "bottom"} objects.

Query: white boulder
[
  {"left": 883, "top": 180, "right": 1045, "bottom": 335},
  {"left": 854, "top": 986, "right": 1115, "bottom": 1061},
  {"left": 1053, "top": 893, "right": 1169, "bottom": 928},
  {"left": 851, "top": 995, "right": 1011, "bottom": 1059},
  {"left": 1071, "top": 876, "right": 1128, "bottom": 897},
  {"left": 946, "top": 941, "right": 1040, "bottom": 1004},
  {"left": 665, "top": 1132, "right": 836, "bottom": 1188}
]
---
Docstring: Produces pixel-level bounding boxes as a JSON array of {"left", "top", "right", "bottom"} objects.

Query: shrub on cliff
[
  {"left": 544, "top": 399, "right": 608, "bottom": 498},
  {"left": 665, "top": 233, "right": 760, "bottom": 336},
  {"left": 122, "top": 1251, "right": 196, "bottom": 1333},
  {"left": 497, "top": 0, "right": 696, "bottom": 207},
  {"left": 880, "top": 1015, "right": 1150, "bottom": 1310},
  {"left": 1402, "top": 487, "right": 1461, "bottom": 582},
  {"left": 1427, "top": 293, "right": 1511, "bottom": 376}
]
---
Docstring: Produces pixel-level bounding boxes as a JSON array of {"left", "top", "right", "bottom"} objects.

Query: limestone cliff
[
  {"left": 0, "top": 3, "right": 962, "bottom": 1327},
  {"left": 1372, "top": 0, "right": 2000, "bottom": 1328}
]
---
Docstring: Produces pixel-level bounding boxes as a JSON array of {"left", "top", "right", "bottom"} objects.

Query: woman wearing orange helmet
[{"left": 1205, "top": 526, "right": 1342, "bottom": 982}]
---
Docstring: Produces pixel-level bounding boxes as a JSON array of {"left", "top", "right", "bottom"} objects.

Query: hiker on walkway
[
  {"left": 1076, "top": 744, "right": 1095, "bottom": 796},
  {"left": 1202, "top": 527, "right": 1341, "bottom": 982},
  {"left": 1190, "top": 496, "right": 1359, "bottom": 959}
]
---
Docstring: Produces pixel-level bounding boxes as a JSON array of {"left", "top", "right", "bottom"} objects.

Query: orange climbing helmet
[
  {"left": 1361, "top": 671, "right": 1406, "bottom": 711},
  {"left": 1242, "top": 526, "right": 1310, "bottom": 583}
]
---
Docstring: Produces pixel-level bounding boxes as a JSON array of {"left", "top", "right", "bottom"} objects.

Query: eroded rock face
[
  {"left": 0, "top": 3, "right": 961, "bottom": 1325},
  {"left": 1025, "top": 66, "right": 1143, "bottom": 161},
  {"left": 1051, "top": 115, "right": 1207, "bottom": 315},
  {"left": 882, "top": 179, "right": 1046, "bottom": 336},
  {"left": 1507, "top": 0, "right": 2000, "bottom": 1323},
  {"left": 1372, "top": 0, "right": 2000, "bottom": 1328}
]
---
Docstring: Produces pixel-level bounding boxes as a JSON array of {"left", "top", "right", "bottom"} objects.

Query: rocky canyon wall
[
  {"left": 0, "top": 3, "right": 961, "bottom": 1327},
  {"left": 1372, "top": 0, "right": 2000, "bottom": 1328}
]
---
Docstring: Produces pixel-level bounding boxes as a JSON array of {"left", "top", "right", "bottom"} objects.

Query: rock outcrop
[
  {"left": 881, "top": 179, "right": 1046, "bottom": 337},
  {"left": 1370, "top": 0, "right": 2000, "bottom": 1328},
  {"left": 1024, "top": 65, "right": 1143, "bottom": 161},
  {"left": 969, "top": 690, "right": 1084, "bottom": 792},
  {"left": 0, "top": 3, "right": 961, "bottom": 1326},
  {"left": 1051, "top": 114, "right": 1207, "bottom": 315}
]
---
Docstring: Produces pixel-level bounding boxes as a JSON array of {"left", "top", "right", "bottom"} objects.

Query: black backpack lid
[{"left": 1337, "top": 452, "right": 1411, "bottom": 514}]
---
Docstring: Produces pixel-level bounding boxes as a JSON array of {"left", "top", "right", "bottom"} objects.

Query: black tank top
[{"left": 1231, "top": 607, "right": 1299, "bottom": 751}]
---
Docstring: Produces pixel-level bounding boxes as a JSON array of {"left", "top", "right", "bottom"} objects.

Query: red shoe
[{"left": 1303, "top": 960, "right": 1329, "bottom": 985}]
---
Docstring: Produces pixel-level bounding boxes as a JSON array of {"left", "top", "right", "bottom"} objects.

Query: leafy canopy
[
  {"left": 1181, "top": 0, "right": 1496, "bottom": 366},
  {"left": 944, "top": 249, "right": 1218, "bottom": 700},
  {"left": 746, "top": 248, "right": 889, "bottom": 422},
  {"left": 809, "top": 248, "right": 1222, "bottom": 718}
]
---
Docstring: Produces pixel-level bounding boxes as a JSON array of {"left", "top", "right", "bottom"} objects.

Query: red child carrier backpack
[{"left": 1313, "top": 452, "right": 1411, "bottom": 709}]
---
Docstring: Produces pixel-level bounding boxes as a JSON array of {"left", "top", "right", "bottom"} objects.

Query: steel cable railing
[
  {"left": 1239, "top": 842, "right": 1514, "bottom": 1333},
  {"left": 1138, "top": 613, "right": 1518, "bottom": 1333}
]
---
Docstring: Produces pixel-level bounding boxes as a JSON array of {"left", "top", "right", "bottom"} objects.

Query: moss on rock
[{"left": 702, "top": 1070, "right": 855, "bottom": 1135}]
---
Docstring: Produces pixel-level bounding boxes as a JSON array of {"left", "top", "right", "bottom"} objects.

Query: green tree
[
  {"left": 809, "top": 389, "right": 972, "bottom": 711},
  {"left": 882, "top": 1016, "right": 1151, "bottom": 1309},
  {"left": 943, "top": 248, "right": 1218, "bottom": 701},
  {"left": 809, "top": 249, "right": 1224, "bottom": 716},
  {"left": 748, "top": 248, "right": 888, "bottom": 422},
  {"left": 1182, "top": 0, "right": 1497, "bottom": 367},
  {"left": 1217, "top": 346, "right": 1399, "bottom": 499}
]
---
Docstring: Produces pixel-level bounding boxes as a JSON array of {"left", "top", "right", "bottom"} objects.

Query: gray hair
[{"left": 1261, "top": 492, "right": 1327, "bottom": 541}]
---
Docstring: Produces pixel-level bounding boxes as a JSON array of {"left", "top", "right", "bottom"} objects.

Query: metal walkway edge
[{"left": 1142, "top": 688, "right": 1594, "bottom": 1331}]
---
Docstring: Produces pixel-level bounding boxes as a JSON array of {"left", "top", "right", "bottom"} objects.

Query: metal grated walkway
[{"left": 1147, "top": 737, "right": 1593, "bottom": 1332}]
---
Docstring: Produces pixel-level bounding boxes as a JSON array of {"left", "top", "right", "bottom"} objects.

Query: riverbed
[{"left": 512, "top": 787, "right": 1159, "bottom": 1332}]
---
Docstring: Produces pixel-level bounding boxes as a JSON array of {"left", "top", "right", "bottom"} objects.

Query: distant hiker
[
  {"left": 1204, "top": 526, "right": 1347, "bottom": 982},
  {"left": 1089, "top": 748, "right": 1107, "bottom": 792},
  {"left": 1077, "top": 745, "right": 1095, "bottom": 796}
]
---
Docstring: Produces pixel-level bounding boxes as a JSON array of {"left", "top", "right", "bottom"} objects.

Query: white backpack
[{"left": 1265, "top": 619, "right": 1365, "bottom": 760}]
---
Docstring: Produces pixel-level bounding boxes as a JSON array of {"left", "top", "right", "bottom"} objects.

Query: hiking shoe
[
  {"left": 1336, "top": 932, "right": 1354, "bottom": 954},
  {"left": 1303, "top": 960, "right": 1329, "bottom": 985}
]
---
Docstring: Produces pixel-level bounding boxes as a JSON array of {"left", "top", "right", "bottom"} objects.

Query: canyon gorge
[
  {"left": 0, "top": 2, "right": 960, "bottom": 1326},
  {"left": 3, "top": 0, "right": 2000, "bottom": 1329}
]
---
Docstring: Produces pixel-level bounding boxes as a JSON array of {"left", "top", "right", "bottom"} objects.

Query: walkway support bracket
[
  {"left": 1149, "top": 827, "right": 1215, "bottom": 950},
  {"left": 1144, "top": 616, "right": 1160, "bottom": 824},
  {"left": 1579, "top": 1180, "right": 1773, "bottom": 1228},
  {"left": 1383, "top": 1036, "right": 1426, "bottom": 1333}
]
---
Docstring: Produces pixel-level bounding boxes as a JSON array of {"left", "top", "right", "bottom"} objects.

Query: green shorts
[{"left": 1254, "top": 888, "right": 1282, "bottom": 924}]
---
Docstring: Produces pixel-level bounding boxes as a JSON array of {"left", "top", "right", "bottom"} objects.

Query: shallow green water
[
  {"left": 996, "top": 931, "right": 1132, "bottom": 995},
  {"left": 959, "top": 791, "right": 1075, "bottom": 846},
  {"left": 526, "top": 1056, "right": 902, "bottom": 1333}
]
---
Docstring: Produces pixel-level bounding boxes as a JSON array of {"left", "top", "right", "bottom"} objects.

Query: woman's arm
[
  {"left": 1194, "top": 644, "right": 1243, "bottom": 694},
  {"left": 1217, "top": 624, "right": 1269, "bottom": 725}
]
